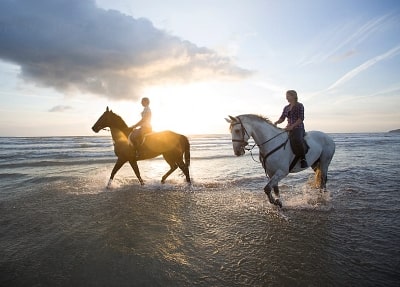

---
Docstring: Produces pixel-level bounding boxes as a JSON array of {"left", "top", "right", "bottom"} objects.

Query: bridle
[
  {"left": 93, "top": 111, "right": 113, "bottom": 132},
  {"left": 231, "top": 118, "right": 251, "bottom": 150},
  {"left": 231, "top": 118, "right": 288, "bottom": 163}
]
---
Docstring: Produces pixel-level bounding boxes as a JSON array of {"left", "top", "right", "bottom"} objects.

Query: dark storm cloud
[{"left": 0, "top": 0, "right": 252, "bottom": 100}]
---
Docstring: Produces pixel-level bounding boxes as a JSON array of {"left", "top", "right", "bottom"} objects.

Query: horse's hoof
[
  {"left": 106, "top": 179, "right": 113, "bottom": 189},
  {"left": 275, "top": 199, "right": 282, "bottom": 208},
  {"left": 161, "top": 180, "right": 166, "bottom": 184}
]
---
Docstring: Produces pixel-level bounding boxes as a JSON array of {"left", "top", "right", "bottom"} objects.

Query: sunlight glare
[{"left": 143, "top": 83, "right": 227, "bottom": 135}]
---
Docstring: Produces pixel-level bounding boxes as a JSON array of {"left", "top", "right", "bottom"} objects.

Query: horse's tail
[{"left": 180, "top": 135, "right": 190, "bottom": 167}]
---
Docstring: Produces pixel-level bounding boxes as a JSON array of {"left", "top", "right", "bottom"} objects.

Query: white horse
[{"left": 226, "top": 114, "right": 335, "bottom": 208}]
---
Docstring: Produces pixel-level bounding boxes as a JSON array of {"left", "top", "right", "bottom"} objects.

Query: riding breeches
[{"left": 289, "top": 128, "right": 306, "bottom": 158}]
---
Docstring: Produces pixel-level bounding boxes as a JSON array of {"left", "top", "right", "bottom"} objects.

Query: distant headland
[{"left": 389, "top": 129, "right": 400, "bottom": 133}]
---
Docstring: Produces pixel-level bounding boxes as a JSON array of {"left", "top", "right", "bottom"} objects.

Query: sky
[{"left": 0, "top": 0, "right": 399, "bottom": 136}]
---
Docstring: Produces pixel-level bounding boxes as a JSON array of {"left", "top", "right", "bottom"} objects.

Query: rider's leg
[
  {"left": 290, "top": 128, "right": 308, "bottom": 168},
  {"left": 132, "top": 129, "right": 142, "bottom": 159},
  {"left": 135, "top": 127, "right": 151, "bottom": 159}
]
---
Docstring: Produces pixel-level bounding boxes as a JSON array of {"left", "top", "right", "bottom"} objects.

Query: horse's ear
[
  {"left": 229, "top": 115, "right": 238, "bottom": 122},
  {"left": 106, "top": 106, "right": 109, "bottom": 112},
  {"left": 225, "top": 115, "right": 238, "bottom": 124}
]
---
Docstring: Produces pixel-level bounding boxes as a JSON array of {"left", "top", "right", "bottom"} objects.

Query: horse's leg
[
  {"left": 161, "top": 164, "right": 178, "bottom": 184},
  {"left": 108, "top": 157, "right": 127, "bottom": 188},
  {"left": 177, "top": 160, "right": 191, "bottom": 183},
  {"left": 322, "top": 174, "right": 327, "bottom": 190},
  {"left": 316, "top": 153, "right": 333, "bottom": 191},
  {"left": 273, "top": 186, "right": 280, "bottom": 197},
  {"left": 319, "top": 165, "right": 329, "bottom": 191},
  {"left": 263, "top": 170, "right": 286, "bottom": 208},
  {"left": 272, "top": 185, "right": 281, "bottom": 207},
  {"left": 160, "top": 153, "right": 179, "bottom": 183},
  {"left": 311, "top": 159, "right": 326, "bottom": 190},
  {"left": 264, "top": 184, "right": 282, "bottom": 208},
  {"left": 128, "top": 159, "right": 144, "bottom": 185}
]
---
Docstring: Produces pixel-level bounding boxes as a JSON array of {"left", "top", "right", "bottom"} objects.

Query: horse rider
[
  {"left": 130, "top": 97, "right": 152, "bottom": 158},
  {"left": 274, "top": 90, "right": 308, "bottom": 168}
]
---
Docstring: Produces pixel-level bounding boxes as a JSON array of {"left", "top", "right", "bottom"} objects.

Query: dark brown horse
[{"left": 92, "top": 107, "right": 191, "bottom": 187}]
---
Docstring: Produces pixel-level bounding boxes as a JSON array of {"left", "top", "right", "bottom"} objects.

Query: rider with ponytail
[
  {"left": 130, "top": 97, "right": 152, "bottom": 158},
  {"left": 274, "top": 90, "right": 308, "bottom": 168}
]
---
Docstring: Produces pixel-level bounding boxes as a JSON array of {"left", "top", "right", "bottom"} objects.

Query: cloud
[
  {"left": 298, "top": 14, "right": 394, "bottom": 66},
  {"left": 0, "top": 0, "right": 251, "bottom": 100},
  {"left": 48, "top": 105, "right": 73, "bottom": 112},
  {"left": 327, "top": 45, "right": 400, "bottom": 91},
  {"left": 330, "top": 49, "right": 357, "bottom": 63}
]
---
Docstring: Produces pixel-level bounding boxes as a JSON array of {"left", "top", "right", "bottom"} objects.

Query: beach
[{"left": 1, "top": 133, "right": 399, "bottom": 286}]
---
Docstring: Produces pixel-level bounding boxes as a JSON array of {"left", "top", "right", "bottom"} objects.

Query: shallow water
[{"left": 0, "top": 133, "right": 399, "bottom": 286}]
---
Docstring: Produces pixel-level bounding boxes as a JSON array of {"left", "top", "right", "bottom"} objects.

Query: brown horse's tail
[{"left": 181, "top": 135, "right": 191, "bottom": 167}]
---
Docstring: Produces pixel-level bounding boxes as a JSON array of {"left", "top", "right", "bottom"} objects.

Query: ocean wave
[{"left": 0, "top": 172, "right": 27, "bottom": 179}]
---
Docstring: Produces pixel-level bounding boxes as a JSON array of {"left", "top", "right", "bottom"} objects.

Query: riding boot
[
  {"left": 290, "top": 129, "right": 308, "bottom": 168},
  {"left": 300, "top": 157, "right": 308, "bottom": 168},
  {"left": 132, "top": 139, "right": 140, "bottom": 159},
  {"left": 133, "top": 147, "right": 139, "bottom": 159},
  {"left": 300, "top": 141, "right": 308, "bottom": 168},
  {"left": 135, "top": 144, "right": 141, "bottom": 159}
]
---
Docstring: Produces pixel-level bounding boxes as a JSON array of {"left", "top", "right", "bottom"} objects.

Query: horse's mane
[
  {"left": 238, "top": 114, "right": 284, "bottom": 131},
  {"left": 240, "top": 114, "right": 273, "bottom": 125},
  {"left": 109, "top": 111, "right": 128, "bottom": 129}
]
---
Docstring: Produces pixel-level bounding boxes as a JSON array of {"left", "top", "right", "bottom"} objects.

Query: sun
[
  {"left": 142, "top": 83, "right": 228, "bottom": 135},
  {"left": 101, "top": 81, "right": 246, "bottom": 136}
]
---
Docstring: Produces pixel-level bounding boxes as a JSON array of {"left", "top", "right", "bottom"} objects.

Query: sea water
[{"left": 0, "top": 133, "right": 399, "bottom": 286}]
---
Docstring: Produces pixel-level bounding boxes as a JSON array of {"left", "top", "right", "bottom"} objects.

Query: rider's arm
[
  {"left": 130, "top": 108, "right": 150, "bottom": 129},
  {"left": 130, "top": 119, "right": 143, "bottom": 129},
  {"left": 274, "top": 118, "right": 284, "bottom": 125},
  {"left": 274, "top": 107, "right": 287, "bottom": 125},
  {"left": 286, "top": 118, "right": 303, "bottom": 130}
]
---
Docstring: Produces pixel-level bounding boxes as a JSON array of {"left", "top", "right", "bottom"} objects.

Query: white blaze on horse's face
[{"left": 226, "top": 116, "right": 249, "bottom": 156}]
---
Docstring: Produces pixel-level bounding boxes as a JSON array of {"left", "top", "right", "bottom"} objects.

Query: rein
[
  {"left": 259, "top": 130, "right": 287, "bottom": 146},
  {"left": 232, "top": 118, "right": 288, "bottom": 164}
]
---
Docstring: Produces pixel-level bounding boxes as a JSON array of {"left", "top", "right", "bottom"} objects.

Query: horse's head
[
  {"left": 225, "top": 115, "right": 251, "bottom": 156},
  {"left": 92, "top": 107, "right": 112, "bottom": 133},
  {"left": 92, "top": 106, "right": 129, "bottom": 133}
]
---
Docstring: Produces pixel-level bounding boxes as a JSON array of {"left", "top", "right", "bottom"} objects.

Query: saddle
[
  {"left": 128, "top": 129, "right": 153, "bottom": 147},
  {"left": 303, "top": 137, "right": 310, "bottom": 154}
]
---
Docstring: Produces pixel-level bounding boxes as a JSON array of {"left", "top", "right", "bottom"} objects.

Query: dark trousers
[{"left": 289, "top": 128, "right": 306, "bottom": 159}]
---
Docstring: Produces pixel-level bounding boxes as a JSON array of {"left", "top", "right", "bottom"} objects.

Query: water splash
[{"left": 281, "top": 182, "right": 333, "bottom": 211}]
